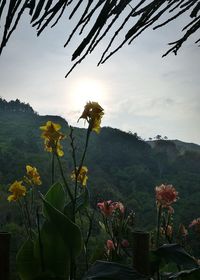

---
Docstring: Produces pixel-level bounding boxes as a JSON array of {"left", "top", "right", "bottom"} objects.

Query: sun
[{"left": 68, "top": 78, "right": 106, "bottom": 111}]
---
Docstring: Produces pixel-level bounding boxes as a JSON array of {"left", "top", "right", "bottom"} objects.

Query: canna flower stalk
[{"left": 155, "top": 184, "right": 178, "bottom": 247}]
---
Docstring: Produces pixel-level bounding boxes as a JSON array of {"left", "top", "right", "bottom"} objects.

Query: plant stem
[
  {"left": 51, "top": 153, "right": 55, "bottom": 185},
  {"left": 24, "top": 197, "right": 33, "bottom": 240},
  {"left": 156, "top": 205, "right": 162, "bottom": 248},
  {"left": 56, "top": 153, "right": 74, "bottom": 204},
  {"left": 17, "top": 200, "right": 29, "bottom": 237},
  {"left": 69, "top": 127, "right": 78, "bottom": 221},
  {"left": 36, "top": 207, "right": 45, "bottom": 272}
]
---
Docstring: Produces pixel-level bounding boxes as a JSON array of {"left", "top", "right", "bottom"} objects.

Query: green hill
[{"left": 0, "top": 99, "right": 200, "bottom": 231}]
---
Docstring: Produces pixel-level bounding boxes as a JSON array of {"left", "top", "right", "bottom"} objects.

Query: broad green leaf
[
  {"left": 43, "top": 182, "right": 65, "bottom": 217},
  {"left": 168, "top": 268, "right": 200, "bottom": 279},
  {"left": 16, "top": 238, "right": 40, "bottom": 280},
  {"left": 82, "top": 261, "right": 148, "bottom": 280},
  {"left": 155, "top": 244, "right": 197, "bottom": 268},
  {"left": 42, "top": 196, "right": 83, "bottom": 257},
  {"left": 34, "top": 221, "right": 70, "bottom": 278}
]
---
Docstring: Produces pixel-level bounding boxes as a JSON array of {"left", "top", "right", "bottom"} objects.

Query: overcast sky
[{"left": 0, "top": 3, "right": 200, "bottom": 144}]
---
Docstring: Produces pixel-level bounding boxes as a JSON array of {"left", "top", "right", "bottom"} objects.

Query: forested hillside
[{"left": 0, "top": 99, "right": 200, "bottom": 231}]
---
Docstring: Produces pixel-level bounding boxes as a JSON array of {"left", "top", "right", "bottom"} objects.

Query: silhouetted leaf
[
  {"left": 155, "top": 244, "right": 197, "bottom": 268},
  {"left": 82, "top": 260, "right": 148, "bottom": 280},
  {"left": 42, "top": 196, "right": 83, "bottom": 257},
  {"left": 168, "top": 268, "right": 200, "bottom": 279}
]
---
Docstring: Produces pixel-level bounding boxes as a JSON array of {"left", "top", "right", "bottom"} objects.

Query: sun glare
[{"left": 68, "top": 78, "right": 106, "bottom": 111}]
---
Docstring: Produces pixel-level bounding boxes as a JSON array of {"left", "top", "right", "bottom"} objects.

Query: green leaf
[
  {"left": 167, "top": 268, "right": 200, "bottom": 279},
  {"left": 155, "top": 244, "right": 197, "bottom": 268},
  {"left": 42, "top": 196, "right": 83, "bottom": 257},
  {"left": 16, "top": 238, "right": 40, "bottom": 280},
  {"left": 34, "top": 221, "right": 70, "bottom": 278},
  {"left": 82, "top": 261, "right": 148, "bottom": 280},
  {"left": 43, "top": 182, "right": 65, "bottom": 217}
]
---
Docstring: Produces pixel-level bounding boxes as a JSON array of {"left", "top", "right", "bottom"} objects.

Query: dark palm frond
[{"left": 0, "top": 0, "right": 199, "bottom": 77}]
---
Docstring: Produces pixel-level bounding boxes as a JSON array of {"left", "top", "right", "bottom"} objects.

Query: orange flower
[{"left": 155, "top": 184, "right": 178, "bottom": 207}]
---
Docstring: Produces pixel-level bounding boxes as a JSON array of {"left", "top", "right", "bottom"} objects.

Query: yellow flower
[
  {"left": 40, "top": 121, "right": 65, "bottom": 156},
  {"left": 79, "top": 102, "right": 104, "bottom": 133},
  {"left": 71, "top": 166, "right": 88, "bottom": 186},
  {"left": 8, "top": 180, "right": 27, "bottom": 202},
  {"left": 26, "top": 165, "right": 42, "bottom": 186}
]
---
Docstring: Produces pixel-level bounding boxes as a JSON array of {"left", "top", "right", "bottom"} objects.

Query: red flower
[
  {"left": 121, "top": 239, "right": 129, "bottom": 248},
  {"left": 155, "top": 184, "right": 178, "bottom": 207}
]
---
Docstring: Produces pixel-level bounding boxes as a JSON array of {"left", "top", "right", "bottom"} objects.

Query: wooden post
[
  {"left": 132, "top": 231, "right": 149, "bottom": 276},
  {"left": 0, "top": 232, "right": 11, "bottom": 280}
]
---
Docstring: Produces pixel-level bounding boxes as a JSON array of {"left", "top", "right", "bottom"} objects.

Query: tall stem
[
  {"left": 51, "top": 153, "right": 55, "bottom": 185},
  {"left": 69, "top": 127, "right": 78, "bottom": 221},
  {"left": 156, "top": 205, "right": 162, "bottom": 248},
  {"left": 56, "top": 153, "right": 74, "bottom": 204},
  {"left": 24, "top": 197, "right": 33, "bottom": 240},
  {"left": 36, "top": 207, "right": 45, "bottom": 272},
  {"left": 17, "top": 200, "right": 29, "bottom": 237}
]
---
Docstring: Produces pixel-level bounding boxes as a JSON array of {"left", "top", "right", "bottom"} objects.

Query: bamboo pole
[
  {"left": 132, "top": 231, "right": 149, "bottom": 276},
  {"left": 0, "top": 232, "right": 11, "bottom": 280}
]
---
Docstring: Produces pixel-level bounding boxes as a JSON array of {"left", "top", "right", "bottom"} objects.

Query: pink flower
[
  {"left": 178, "top": 224, "right": 188, "bottom": 236},
  {"left": 97, "top": 200, "right": 115, "bottom": 217},
  {"left": 167, "top": 206, "right": 174, "bottom": 214},
  {"left": 121, "top": 239, "right": 129, "bottom": 248},
  {"left": 189, "top": 218, "right": 200, "bottom": 232},
  {"left": 113, "top": 202, "right": 125, "bottom": 214},
  {"left": 155, "top": 184, "right": 178, "bottom": 207},
  {"left": 106, "top": 240, "right": 115, "bottom": 251},
  {"left": 97, "top": 200, "right": 125, "bottom": 217}
]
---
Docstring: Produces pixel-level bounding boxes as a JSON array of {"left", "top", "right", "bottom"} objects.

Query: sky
[{"left": 0, "top": 2, "right": 200, "bottom": 144}]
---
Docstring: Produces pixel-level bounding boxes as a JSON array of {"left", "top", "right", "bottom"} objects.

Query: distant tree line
[{"left": 0, "top": 98, "right": 35, "bottom": 114}]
